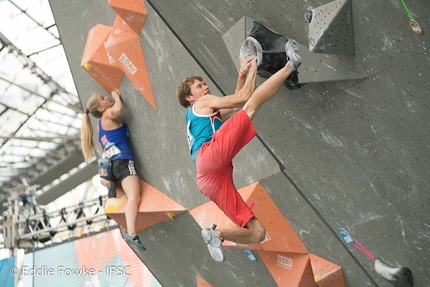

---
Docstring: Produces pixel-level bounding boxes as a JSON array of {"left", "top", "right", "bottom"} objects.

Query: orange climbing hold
[
  {"left": 105, "top": 180, "right": 187, "bottom": 232},
  {"left": 309, "top": 254, "right": 345, "bottom": 287},
  {"left": 81, "top": 0, "right": 156, "bottom": 109},
  {"left": 190, "top": 182, "right": 308, "bottom": 253},
  {"left": 108, "top": 0, "right": 147, "bottom": 34},
  {"left": 190, "top": 181, "right": 346, "bottom": 287},
  {"left": 104, "top": 15, "right": 156, "bottom": 110},
  {"left": 195, "top": 276, "right": 213, "bottom": 287},
  {"left": 259, "top": 252, "right": 318, "bottom": 287},
  {"left": 81, "top": 24, "right": 124, "bottom": 94}
]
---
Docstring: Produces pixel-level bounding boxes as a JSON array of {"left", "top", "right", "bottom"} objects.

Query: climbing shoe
[
  {"left": 285, "top": 39, "right": 302, "bottom": 71},
  {"left": 239, "top": 36, "right": 263, "bottom": 66},
  {"left": 124, "top": 233, "right": 146, "bottom": 251},
  {"left": 201, "top": 224, "right": 225, "bottom": 263}
]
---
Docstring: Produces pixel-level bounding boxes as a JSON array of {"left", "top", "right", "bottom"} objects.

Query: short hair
[{"left": 176, "top": 75, "right": 203, "bottom": 108}]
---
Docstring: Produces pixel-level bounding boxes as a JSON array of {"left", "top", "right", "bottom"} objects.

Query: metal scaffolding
[{"left": 1, "top": 184, "right": 115, "bottom": 251}]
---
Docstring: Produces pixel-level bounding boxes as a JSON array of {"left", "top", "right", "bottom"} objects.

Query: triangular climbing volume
[
  {"left": 108, "top": 0, "right": 147, "bottom": 34},
  {"left": 81, "top": 0, "right": 156, "bottom": 109},
  {"left": 195, "top": 276, "right": 213, "bottom": 287},
  {"left": 105, "top": 180, "right": 187, "bottom": 232},
  {"left": 222, "top": 16, "right": 364, "bottom": 86},
  {"left": 190, "top": 181, "right": 346, "bottom": 287},
  {"left": 81, "top": 24, "right": 124, "bottom": 94},
  {"left": 104, "top": 15, "right": 156, "bottom": 110},
  {"left": 258, "top": 252, "right": 318, "bottom": 287},
  {"left": 190, "top": 182, "right": 307, "bottom": 253},
  {"left": 307, "top": 0, "right": 355, "bottom": 55},
  {"left": 309, "top": 254, "right": 346, "bottom": 287}
]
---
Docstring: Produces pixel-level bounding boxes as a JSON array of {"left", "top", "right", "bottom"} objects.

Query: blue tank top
[
  {"left": 185, "top": 104, "right": 222, "bottom": 162},
  {"left": 98, "top": 121, "right": 134, "bottom": 161}
]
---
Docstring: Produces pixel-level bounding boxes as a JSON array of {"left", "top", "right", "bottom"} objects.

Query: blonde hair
[
  {"left": 176, "top": 75, "right": 203, "bottom": 108},
  {"left": 80, "top": 94, "right": 103, "bottom": 162}
]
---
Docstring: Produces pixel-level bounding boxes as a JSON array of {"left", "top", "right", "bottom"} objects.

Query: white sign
[
  {"left": 119, "top": 53, "right": 137, "bottom": 75},
  {"left": 277, "top": 254, "right": 293, "bottom": 270}
]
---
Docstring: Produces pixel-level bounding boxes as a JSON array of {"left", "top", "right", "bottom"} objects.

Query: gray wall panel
[
  {"left": 258, "top": 172, "right": 376, "bottom": 287},
  {"left": 134, "top": 212, "right": 277, "bottom": 287}
]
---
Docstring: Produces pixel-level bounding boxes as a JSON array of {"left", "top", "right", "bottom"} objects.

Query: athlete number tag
[{"left": 102, "top": 145, "right": 121, "bottom": 159}]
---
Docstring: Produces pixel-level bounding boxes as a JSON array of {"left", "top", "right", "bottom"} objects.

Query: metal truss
[{"left": 1, "top": 185, "right": 114, "bottom": 250}]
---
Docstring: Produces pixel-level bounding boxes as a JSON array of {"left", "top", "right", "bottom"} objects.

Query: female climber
[{"left": 81, "top": 89, "right": 145, "bottom": 251}]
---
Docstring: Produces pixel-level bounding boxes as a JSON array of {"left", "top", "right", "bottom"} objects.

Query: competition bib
[{"left": 102, "top": 144, "right": 121, "bottom": 159}]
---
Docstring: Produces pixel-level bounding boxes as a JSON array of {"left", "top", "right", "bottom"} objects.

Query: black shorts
[{"left": 111, "top": 159, "right": 138, "bottom": 182}]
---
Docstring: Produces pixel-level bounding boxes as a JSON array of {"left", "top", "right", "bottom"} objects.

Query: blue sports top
[
  {"left": 98, "top": 121, "right": 134, "bottom": 161},
  {"left": 185, "top": 104, "right": 222, "bottom": 162}
]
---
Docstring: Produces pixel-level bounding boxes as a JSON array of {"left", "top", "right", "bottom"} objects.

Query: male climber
[{"left": 176, "top": 39, "right": 302, "bottom": 262}]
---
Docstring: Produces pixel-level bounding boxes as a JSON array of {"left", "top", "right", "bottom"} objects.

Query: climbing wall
[
  {"left": 190, "top": 182, "right": 345, "bottom": 286},
  {"left": 81, "top": 0, "right": 156, "bottom": 109},
  {"left": 50, "top": 0, "right": 430, "bottom": 286}
]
